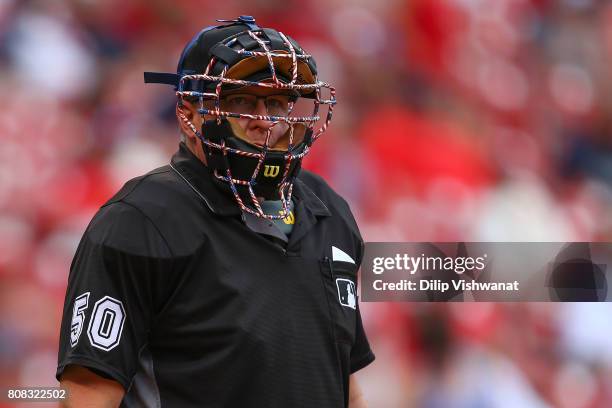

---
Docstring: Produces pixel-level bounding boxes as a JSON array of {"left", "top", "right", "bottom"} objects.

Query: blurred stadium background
[{"left": 1, "top": 0, "right": 611, "bottom": 407}]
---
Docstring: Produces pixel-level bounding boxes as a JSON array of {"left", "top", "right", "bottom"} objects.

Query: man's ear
[{"left": 176, "top": 100, "right": 199, "bottom": 141}]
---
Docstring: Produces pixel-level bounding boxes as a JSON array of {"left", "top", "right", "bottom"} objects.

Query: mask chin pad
[{"left": 200, "top": 119, "right": 306, "bottom": 200}]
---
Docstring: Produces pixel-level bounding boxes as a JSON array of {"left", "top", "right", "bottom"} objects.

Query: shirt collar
[{"left": 170, "top": 143, "right": 331, "bottom": 218}]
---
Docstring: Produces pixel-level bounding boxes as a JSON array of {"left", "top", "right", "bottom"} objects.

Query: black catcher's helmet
[{"left": 145, "top": 15, "right": 336, "bottom": 219}]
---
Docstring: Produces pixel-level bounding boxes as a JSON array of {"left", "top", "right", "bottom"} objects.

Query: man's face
[{"left": 185, "top": 84, "right": 304, "bottom": 151}]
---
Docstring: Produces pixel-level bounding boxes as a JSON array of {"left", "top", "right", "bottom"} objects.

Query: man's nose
[
  {"left": 251, "top": 98, "right": 273, "bottom": 129},
  {"left": 253, "top": 98, "right": 269, "bottom": 116}
]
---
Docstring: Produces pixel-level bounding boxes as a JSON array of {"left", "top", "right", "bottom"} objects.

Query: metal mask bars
[{"left": 175, "top": 28, "right": 336, "bottom": 220}]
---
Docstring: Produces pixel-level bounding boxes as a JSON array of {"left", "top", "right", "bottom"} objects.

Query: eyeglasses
[{"left": 220, "top": 94, "right": 295, "bottom": 116}]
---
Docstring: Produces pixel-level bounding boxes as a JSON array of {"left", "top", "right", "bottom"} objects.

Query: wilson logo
[{"left": 263, "top": 165, "right": 280, "bottom": 177}]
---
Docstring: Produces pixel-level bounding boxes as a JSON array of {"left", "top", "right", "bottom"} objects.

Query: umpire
[{"left": 57, "top": 16, "right": 375, "bottom": 408}]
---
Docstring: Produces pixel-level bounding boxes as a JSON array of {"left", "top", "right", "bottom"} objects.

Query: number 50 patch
[{"left": 70, "top": 293, "right": 126, "bottom": 351}]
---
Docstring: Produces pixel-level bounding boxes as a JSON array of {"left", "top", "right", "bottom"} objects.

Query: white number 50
[{"left": 70, "top": 293, "right": 126, "bottom": 351}]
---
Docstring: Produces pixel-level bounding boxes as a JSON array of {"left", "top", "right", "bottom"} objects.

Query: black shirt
[{"left": 56, "top": 143, "right": 375, "bottom": 408}]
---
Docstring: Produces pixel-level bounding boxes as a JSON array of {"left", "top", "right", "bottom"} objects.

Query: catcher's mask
[{"left": 144, "top": 15, "right": 336, "bottom": 219}]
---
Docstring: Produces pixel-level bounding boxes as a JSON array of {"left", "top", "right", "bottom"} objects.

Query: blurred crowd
[{"left": 0, "top": 0, "right": 611, "bottom": 407}]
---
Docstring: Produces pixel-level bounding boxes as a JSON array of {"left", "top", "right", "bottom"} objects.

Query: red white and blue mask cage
[{"left": 145, "top": 17, "right": 336, "bottom": 220}]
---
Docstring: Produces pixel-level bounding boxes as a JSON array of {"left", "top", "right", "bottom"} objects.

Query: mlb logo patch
[{"left": 336, "top": 278, "right": 356, "bottom": 309}]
